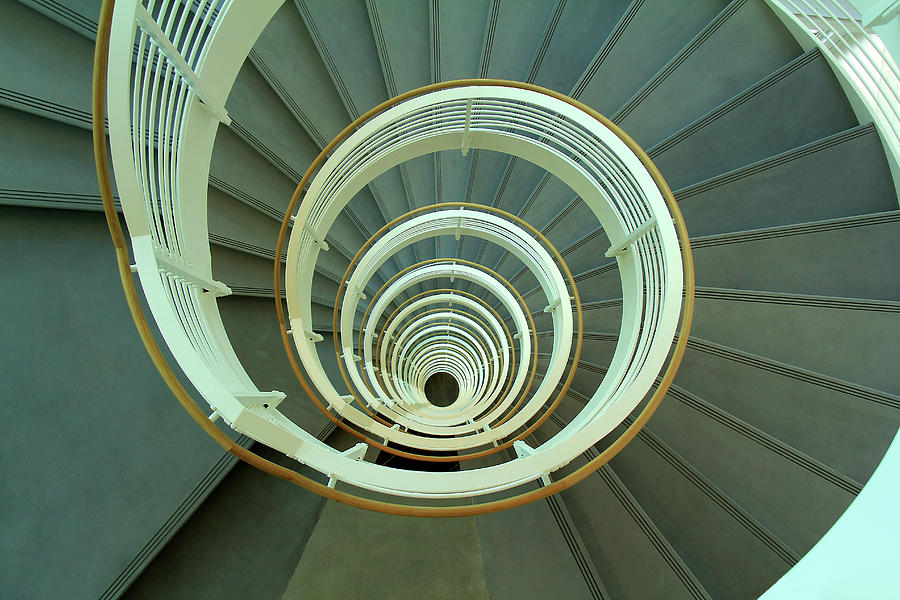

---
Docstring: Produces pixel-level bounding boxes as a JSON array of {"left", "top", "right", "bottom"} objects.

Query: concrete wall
[
  {"left": 0, "top": 206, "right": 239, "bottom": 599},
  {"left": 122, "top": 446, "right": 327, "bottom": 600}
]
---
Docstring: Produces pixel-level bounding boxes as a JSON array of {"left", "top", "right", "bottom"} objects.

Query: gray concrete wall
[
  {"left": 122, "top": 446, "right": 326, "bottom": 600},
  {"left": 0, "top": 206, "right": 238, "bottom": 599}
]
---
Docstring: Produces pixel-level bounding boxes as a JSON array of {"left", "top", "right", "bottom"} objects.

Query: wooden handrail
[
  {"left": 309, "top": 199, "right": 582, "bottom": 462},
  {"left": 95, "top": 0, "right": 693, "bottom": 515},
  {"left": 370, "top": 288, "right": 518, "bottom": 424},
  {"left": 324, "top": 256, "right": 542, "bottom": 462}
]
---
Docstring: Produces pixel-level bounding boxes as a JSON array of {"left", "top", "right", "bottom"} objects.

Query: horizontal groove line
[
  {"left": 518, "top": 173, "right": 551, "bottom": 217},
  {"left": 571, "top": 0, "right": 644, "bottom": 100},
  {"left": 0, "top": 188, "right": 121, "bottom": 209},
  {"left": 296, "top": 0, "right": 359, "bottom": 119},
  {"left": 29, "top": 0, "right": 98, "bottom": 35},
  {"left": 430, "top": 2, "right": 440, "bottom": 82},
  {"left": 544, "top": 493, "right": 607, "bottom": 600},
  {"left": 563, "top": 227, "right": 605, "bottom": 255},
  {"left": 582, "top": 298, "right": 623, "bottom": 311},
  {"left": 229, "top": 286, "right": 284, "bottom": 298},
  {"left": 247, "top": 50, "right": 327, "bottom": 148},
  {"left": 594, "top": 463, "right": 689, "bottom": 580},
  {"left": 632, "top": 421, "right": 800, "bottom": 565},
  {"left": 490, "top": 157, "right": 517, "bottom": 209},
  {"left": 663, "top": 384, "right": 862, "bottom": 495},
  {"left": 208, "top": 175, "right": 283, "bottom": 221},
  {"left": 597, "top": 465, "right": 710, "bottom": 599},
  {"left": 648, "top": 50, "right": 822, "bottom": 158},
  {"left": 683, "top": 335, "right": 900, "bottom": 410},
  {"left": 525, "top": 260, "right": 619, "bottom": 301},
  {"left": 0, "top": 87, "right": 92, "bottom": 125},
  {"left": 558, "top": 352, "right": 865, "bottom": 494},
  {"left": 479, "top": 0, "right": 499, "bottom": 78},
  {"left": 229, "top": 120, "right": 303, "bottom": 183},
  {"left": 695, "top": 287, "right": 900, "bottom": 313},
  {"left": 524, "top": 0, "right": 564, "bottom": 84},
  {"left": 472, "top": 157, "right": 522, "bottom": 267},
  {"left": 543, "top": 197, "right": 580, "bottom": 233},
  {"left": 209, "top": 234, "right": 284, "bottom": 263},
  {"left": 613, "top": 0, "right": 749, "bottom": 123},
  {"left": 691, "top": 210, "right": 900, "bottom": 248},
  {"left": 674, "top": 123, "right": 876, "bottom": 200},
  {"left": 574, "top": 261, "right": 618, "bottom": 282},
  {"left": 463, "top": 152, "right": 480, "bottom": 206},
  {"left": 98, "top": 435, "right": 252, "bottom": 600},
  {"left": 368, "top": 1, "right": 397, "bottom": 96},
  {"left": 517, "top": 202, "right": 897, "bottom": 298}
]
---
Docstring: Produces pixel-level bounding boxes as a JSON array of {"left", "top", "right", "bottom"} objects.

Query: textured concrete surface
[
  {"left": 0, "top": 206, "right": 229, "bottom": 599},
  {"left": 281, "top": 501, "right": 489, "bottom": 600},
  {"left": 424, "top": 372, "right": 459, "bottom": 407},
  {"left": 123, "top": 446, "right": 326, "bottom": 600},
  {"left": 474, "top": 491, "right": 599, "bottom": 600}
]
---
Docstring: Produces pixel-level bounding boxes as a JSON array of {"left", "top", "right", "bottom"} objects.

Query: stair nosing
[
  {"left": 673, "top": 123, "right": 877, "bottom": 201},
  {"left": 646, "top": 48, "right": 824, "bottom": 159},
  {"left": 611, "top": 0, "right": 752, "bottom": 124},
  {"left": 569, "top": 0, "right": 646, "bottom": 101}
]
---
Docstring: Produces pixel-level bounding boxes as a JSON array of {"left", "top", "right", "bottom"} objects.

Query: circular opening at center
[{"left": 424, "top": 372, "right": 459, "bottom": 408}]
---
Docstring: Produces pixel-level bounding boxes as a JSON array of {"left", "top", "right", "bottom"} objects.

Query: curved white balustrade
[
  {"left": 104, "top": 0, "right": 686, "bottom": 503},
  {"left": 276, "top": 85, "right": 684, "bottom": 498},
  {"left": 368, "top": 263, "right": 532, "bottom": 429},
  {"left": 328, "top": 209, "right": 570, "bottom": 443},
  {"left": 106, "top": 0, "right": 289, "bottom": 430},
  {"left": 365, "top": 292, "right": 514, "bottom": 424},
  {"left": 95, "top": 7, "right": 900, "bottom": 595}
]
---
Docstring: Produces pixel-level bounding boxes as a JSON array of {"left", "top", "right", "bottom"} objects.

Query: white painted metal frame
[
  {"left": 104, "top": 1, "right": 685, "bottom": 499},
  {"left": 328, "top": 209, "right": 569, "bottom": 445},
  {"left": 106, "top": 0, "right": 287, "bottom": 431},
  {"left": 365, "top": 292, "right": 515, "bottom": 424},
  {"left": 767, "top": 0, "right": 900, "bottom": 195},
  {"left": 275, "top": 86, "right": 683, "bottom": 498},
  {"left": 368, "top": 263, "right": 531, "bottom": 428}
]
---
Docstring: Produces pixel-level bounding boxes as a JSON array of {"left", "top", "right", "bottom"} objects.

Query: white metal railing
[
  {"left": 106, "top": 0, "right": 287, "bottom": 429},
  {"left": 332, "top": 209, "right": 569, "bottom": 444},
  {"left": 369, "top": 289, "right": 520, "bottom": 422},
  {"left": 282, "top": 84, "right": 685, "bottom": 499},
  {"left": 368, "top": 263, "right": 533, "bottom": 425},
  {"left": 101, "top": 0, "right": 693, "bottom": 512},
  {"left": 767, "top": 0, "right": 900, "bottom": 196}
]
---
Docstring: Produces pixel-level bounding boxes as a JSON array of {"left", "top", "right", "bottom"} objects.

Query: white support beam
[
  {"left": 543, "top": 297, "right": 561, "bottom": 313},
  {"left": 513, "top": 440, "right": 536, "bottom": 458},
  {"left": 461, "top": 99, "right": 473, "bottom": 156},
  {"left": 153, "top": 249, "right": 231, "bottom": 296},
  {"left": 133, "top": 4, "right": 231, "bottom": 124},
  {"left": 302, "top": 222, "right": 330, "bottom": 251},
  {"left": 341, "top": 442, "right": 368, "bottom": 462},
  {"left": 234, "top": 391, "right": 287, "bottom": 410},
  {"left": 605, "top": 217, "right": 658, "bottom": 258}
]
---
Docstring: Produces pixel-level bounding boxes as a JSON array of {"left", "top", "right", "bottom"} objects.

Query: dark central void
[
  {"left": 424, "top": 372, "right": 458, "bottom": 407},
  {"left": 376, "top": 441, "right": 460, "bottom": 472}
]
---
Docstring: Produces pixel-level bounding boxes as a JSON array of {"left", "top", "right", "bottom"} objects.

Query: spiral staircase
[{"left": 2, "top": 0, "right": 899, "bottom": 598}]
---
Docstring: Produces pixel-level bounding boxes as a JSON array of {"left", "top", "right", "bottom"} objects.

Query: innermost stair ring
[
  {"left": 424, "top": 373, "right": 459, "bottom": 408},
  {"left": 273, "top": 82, "right": 692, "bottom": 504}
]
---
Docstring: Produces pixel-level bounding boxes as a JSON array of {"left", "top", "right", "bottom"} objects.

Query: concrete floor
[{"left": 282, "top": 501, "right": 490, "bottom": 599}]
